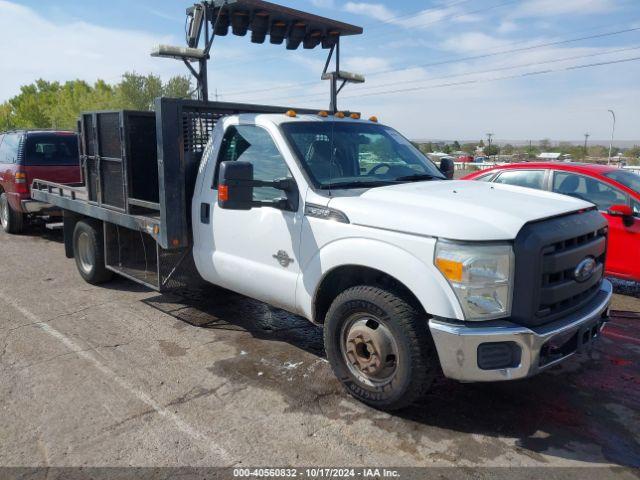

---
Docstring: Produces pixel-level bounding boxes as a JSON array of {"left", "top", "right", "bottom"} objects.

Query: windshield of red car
[{"left": 603, "top": 170, "right": 640, "bottom": 193}]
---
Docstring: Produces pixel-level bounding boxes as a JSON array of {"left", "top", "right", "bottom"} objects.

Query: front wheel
[
  {"left": 73, "top": 220, "right": 114, "bottom": 285},
  {"left": 324, "top": 286, "right": 439, "bottom": 411}
]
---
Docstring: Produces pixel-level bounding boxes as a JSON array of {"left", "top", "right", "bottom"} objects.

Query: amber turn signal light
[{"left": 218, "top": 184, "right": 229, "bottom": 202}]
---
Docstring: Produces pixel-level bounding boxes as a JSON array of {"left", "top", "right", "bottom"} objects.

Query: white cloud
[
  {"left": 439, "top": 32, "right": 514, "bottom": 54},
  {"left": 310, "top": 0, "right": 335, "bottom": 8},
  {"left": 146, "top": 8, "right": 181, "bottom": 22},
  {"left": 343, "top": 56, "right": 392, "bottom": 72},
  {"left": 452, "top": 13, "right": 483, "bottom": 23},
  {"left": 343, "top": 2, "right": 395, "bottom": 22},
  {"left": 497, "top": 21, "right": 518, "bottom": 34},
  {"left": 0, "top": 0, "right": 183, "bottom": 100},
  {"left": 342, "top": 2, "right": 482, "bottom": 30},
  {"left": 514, "top": 0, "right": 618, "bottom": 17}
]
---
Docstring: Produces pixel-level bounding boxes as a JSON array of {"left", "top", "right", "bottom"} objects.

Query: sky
[{"left": 0, "top": 0, "right": 639, "bottom": 143}]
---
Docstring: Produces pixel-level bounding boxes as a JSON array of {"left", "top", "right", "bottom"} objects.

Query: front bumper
[{"left": 428, "top": 279, "right": 612, "bottom": 382}]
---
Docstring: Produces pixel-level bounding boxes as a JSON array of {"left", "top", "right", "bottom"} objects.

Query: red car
[
  {"left": 463, "top": 162, "right": 640, "bottom": 282},
  {"left": 0, "top": 130, "right": 81, "bottom": 234}
]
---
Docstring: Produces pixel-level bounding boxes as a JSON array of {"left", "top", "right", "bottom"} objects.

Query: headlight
[{"left": 435, "top": 240, "right": 514, "bottom": 321}]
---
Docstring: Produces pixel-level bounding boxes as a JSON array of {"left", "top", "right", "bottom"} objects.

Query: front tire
[
  {"left": 324, "top": 286, "right": 439, "bottom": 411},
  {"left": 72, "top": 220, "right": 113, "bottom": 285},
  {"left": 0, "top": 193, "right": 24, "bottom": 234}
]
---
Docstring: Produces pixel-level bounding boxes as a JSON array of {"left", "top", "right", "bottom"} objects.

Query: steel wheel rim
[
  {"left": 77, "top": 232, "right": 94, "bottom": 274},
  {"left": 340, "top": 313, "right": 399, "bottom": 387},
  {"left": 0, "top": 196, "right": 9, "bottom": 228}
]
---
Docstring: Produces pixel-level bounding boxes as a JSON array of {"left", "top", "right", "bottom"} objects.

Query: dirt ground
[{"left": 0, "top": 225, "right": 638, "bottom": 473}]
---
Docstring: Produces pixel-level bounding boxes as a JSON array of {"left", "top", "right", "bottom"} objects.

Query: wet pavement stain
[
  {"left": 144, "top": 286, "right": 640, "bottom": 467},
  {"left": 158, "top": 340, "right": 188, "bottom": 358}
]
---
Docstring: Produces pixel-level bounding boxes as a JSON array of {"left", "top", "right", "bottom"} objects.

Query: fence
[{"left": 454, "top": 162, "right": 503, "bottom": 171}]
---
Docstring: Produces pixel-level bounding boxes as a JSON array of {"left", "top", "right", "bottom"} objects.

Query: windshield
[
  {"left": 603, "top": 170, "right": 640, "bottom": 193},
  {"left": 281, "top": 122, "right": 445, "bottom": 189}
]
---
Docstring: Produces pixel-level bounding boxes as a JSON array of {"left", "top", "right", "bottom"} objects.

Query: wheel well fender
[{"left": 298, "top": 238, "right": 462, "bottom": 323}]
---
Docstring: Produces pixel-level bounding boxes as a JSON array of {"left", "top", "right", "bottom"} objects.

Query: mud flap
[{"left": 63, "top": 210, "right": 81, "bottom": 259}]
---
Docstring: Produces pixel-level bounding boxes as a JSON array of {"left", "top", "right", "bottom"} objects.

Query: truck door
[{"left": 194, "top": 123, "right": 303, "bottom": 311}]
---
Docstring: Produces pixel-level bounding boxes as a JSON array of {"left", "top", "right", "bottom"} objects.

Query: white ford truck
[
  {"left": 33, "top": 108, "right": 612, "bottom": 410},
  {"left": 30, "top": 0, "right": 612, "bottom": 411}
]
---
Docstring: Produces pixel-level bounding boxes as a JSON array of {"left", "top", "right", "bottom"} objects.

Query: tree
[
  {"left": 0, "top": 102, "right": 14, "bottom": 130},
  {"left": 484, "top": 144, "right": 500, "bottom": 156},
  {"left": 539, "top": 138, "right": 552, "bottom": 151},
  {"left": 461, "top": 143, "right": 476, "bottom": 154},
  {"left": 1, "top": 73, "right": 193, "bottom": 130},
  {"left": 116, "top": 72, "right": 163, "bottom": 110},
  {"left": 163, "top": 75, "right": 193, "bottom": 99},
  {"left": 524, "top": 144, "right": 539, "bottom": 158},
  {"left": 624, "top": 145, "right": 640, "bottom": 159},
  {"left": 588, "top": 145, "right": 608, "bottom": 158},
  {"left": 8, "top": 79, "right": 61, "bottom": 129},
  {"left": 452, "top": 140, "right": 461, "bottom": 151},
  {"left": 502, "top": 144, "right": 515, "bottom": 155}
]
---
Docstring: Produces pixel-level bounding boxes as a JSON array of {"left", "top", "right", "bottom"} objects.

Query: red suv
[
  {"left": 463, "top": 162, "right": 640, "bottom": 282},
  {"left": 0, "top": 130, "right": 81, "bottom": 233}
]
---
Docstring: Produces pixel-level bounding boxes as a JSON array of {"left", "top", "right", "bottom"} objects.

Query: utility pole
[
  {"left": 486, "top": 133, "right": 494, "bottom": 148},
  {"left": 485, "top": 133, "right": 494, "bottom": 159},
  {"left": 607, "top": 110, "right": 616, "bottom": 165},
  {"left": 583, "top": 133, "right": 590, "bottom": 159}
]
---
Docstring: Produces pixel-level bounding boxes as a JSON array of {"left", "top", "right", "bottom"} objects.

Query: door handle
[{"left": 200, "top": 203, "right": 210, "bottom": 224}]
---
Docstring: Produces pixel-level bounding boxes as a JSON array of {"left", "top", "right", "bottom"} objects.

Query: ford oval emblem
[{"left": 574, "top": 257, "right": 597, "bottom": 283}]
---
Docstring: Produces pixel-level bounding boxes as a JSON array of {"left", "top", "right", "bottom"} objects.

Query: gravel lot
[{"left": 0, "top": 225, "right": 638, "bottom": 473}]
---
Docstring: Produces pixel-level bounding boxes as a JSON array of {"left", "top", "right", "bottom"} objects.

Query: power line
[
  {"left": 235, "top": 45, "right": 640, "bottom": 103},
  {"left": 338, "top": 55, "right": 640, "bottom": 100},
  {"left": 253, "top": 55, "right": 640, "bottom": 108},
  {"left": 351, "top": 45, "right": 640, "bottom": 93},
  {"left": 220, "top": 25, "right": 640, "bottom": 98},
  {"left": 356, "top": 26, "right": 640, "bottom": 78}
]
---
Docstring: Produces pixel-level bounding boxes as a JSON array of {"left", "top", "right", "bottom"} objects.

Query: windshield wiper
[
  {"left": 320, "top": 180, "right": 397, "bottom": 190},
  {"left": 394, "top": 173, "right": 442, "bottom": 182}
]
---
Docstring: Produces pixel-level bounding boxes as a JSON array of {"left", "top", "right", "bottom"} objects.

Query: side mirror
[
  {"left": 608, "top": 204, "right": 635, "bottom": 227},
  {"left": 440, "top": 158, "right": 455, "bottom": 180},
  {"left": 218, "top": 161, "right": 254, "bottom": 210}
]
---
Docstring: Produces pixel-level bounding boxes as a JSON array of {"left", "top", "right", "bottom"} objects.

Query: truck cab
[{"left": 191, "top": 112, "right": 612, "bottom": 409}]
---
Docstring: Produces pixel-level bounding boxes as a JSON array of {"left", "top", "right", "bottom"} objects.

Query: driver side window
[{"left": 214, "top": 125, "right": 292, "bottom": 202}]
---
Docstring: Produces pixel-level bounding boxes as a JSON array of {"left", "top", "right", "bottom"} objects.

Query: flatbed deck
[{"left": 31, "top": 180, "right": 161, "bottom": 240}]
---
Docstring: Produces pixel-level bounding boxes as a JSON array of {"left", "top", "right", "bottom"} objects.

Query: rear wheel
[
  {"left": 73, "top": 220, "right": 113, "bottom": 285},
  {"left": 324, "top": 286, "right": 439, "bottom": 411},
  {"left": 0, "top": 193, "right": 24, "bottom": 234}
]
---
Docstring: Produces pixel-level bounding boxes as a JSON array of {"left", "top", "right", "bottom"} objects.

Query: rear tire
[
  {"left": 324, "top": 286, "right": 439, "bottom": 411},
  {"left": 72, "top": 220, "right": 113, "bottom": 285},
  {"left": 0, "top": 193, "right": 24, "bottom": 234}
]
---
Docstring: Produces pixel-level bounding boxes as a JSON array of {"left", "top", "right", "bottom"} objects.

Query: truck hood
[{"left": 328, "top": 180, "right": 593, "bottom": 241}]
